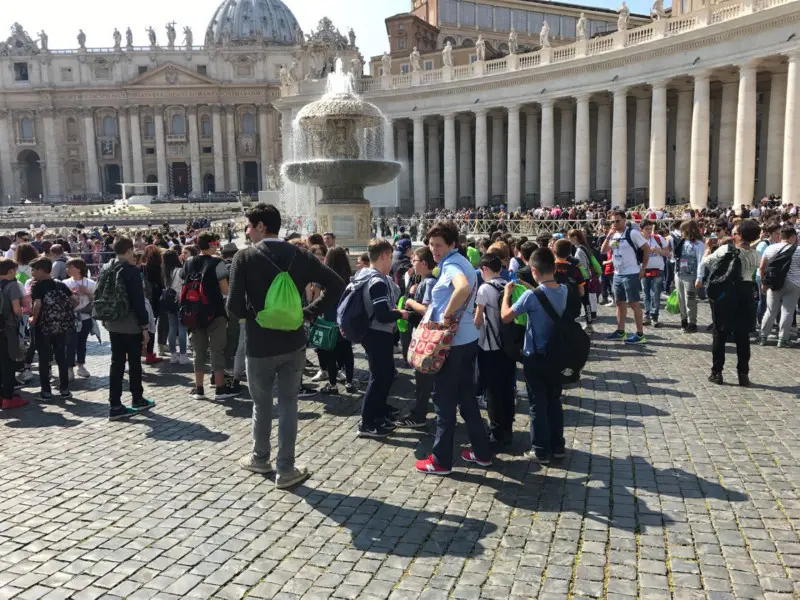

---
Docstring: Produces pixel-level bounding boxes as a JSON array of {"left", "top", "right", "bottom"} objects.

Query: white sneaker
[
  {"left": 337, "top": 370, "right": 346, "bottom": 383},
  {"left": 180, "top": 354, "right": 191, "bottom": 365},
  {"left": 76, "top": 365, "right": 90, "bottom": 378},
  {"left": 158, "top": 344, "right": 170, "bottom": 357},
  {"left": 170, "top": 353, "right": 180, "bottom": 364},
  {"left": 17, "top": 368, "right": 33, "bottom": 385},
  {"left": 310, "top": 369, "right": 326, "bottom": 382},
  {"left": 68, "top": 368, "right": 75, "bottom": 382}
]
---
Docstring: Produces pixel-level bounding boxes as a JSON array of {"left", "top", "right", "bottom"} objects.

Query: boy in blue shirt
[{"left": 501, "top": 248, "right": 569, "bottom": 464}]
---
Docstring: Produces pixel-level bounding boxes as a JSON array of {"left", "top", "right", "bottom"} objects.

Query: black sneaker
[
  {"left": 386, "top": 404, "right": 401, "bottom": 419},
  {"left": 298, "top": 386, "right": 318, "bottom": 399},
  {"left": 738, "top": 373, "right": 750, "bottom": 387},
  {"left": 524, "top": 449, "right": 550, "bottom": 464},
  {"left": 58, "top": 389, "right": 72, "bottom": 399},
  {"left": 109, "top": 405, "right": 138, "bottom": 421},
  {"left": 395, "top": 416, "right": 427, "bottom": 429},
  {"left": 225, "top": 377, "right": 242, "bottom": 394},
  {"left": 344, "top": 382, "right": 358, "bottom": 393},
  {"left": 132, "top": 398, "right": 156, "bottom": 411},
  {"left": 591, "top": 312, "right": 597, "bottom": 320},
  {"left": 215, "top": 384, "right": 238, "bottom": 400},
  {"left": 319, "top": 383, "right": 339, "bottom": 394},
  {"left": 190, "top": 386, "right": 206, "bottom": 400},
  {"left": 652, "top": 318, "right": 662, "bottom": 328},
  {"left": 357, "top": 423, "right": 392, "bottom": 438},
  {"left": 708, "top": 371, "right": 723, "bottom": 385},
  {"left": 382, "top": 418, "right": 397, "bottom": 431},
  {"left": 686, "top": 323, "right": 698, "bottom": 333},
  {"left": 680, "top": 319, "right": 688, "bottom": 331},
  {"left": 553, "top": 448, "right": 567, "bottom": 459},
  {"left": 643, "top": 317, "right": 652, "bottom": 327},
  {"left": 40, "top": 390, "right": 53, "bottom": 400}
]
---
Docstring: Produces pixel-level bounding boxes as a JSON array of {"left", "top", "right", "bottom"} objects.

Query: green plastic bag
[
  {"left": 255, "top": 271, "right": 304, "bottom": 331},
  {"left": 512, "top": 284, "right": 528, "bottom": 326},
  {"left": 665, "top": 289, "right": 680, "bottom": 315},
  {"left": 309, "top": 317, "right": 339, "bottom": 350},
  {"left": 397, "top": 296, "right": 408, "bottom": 332}
]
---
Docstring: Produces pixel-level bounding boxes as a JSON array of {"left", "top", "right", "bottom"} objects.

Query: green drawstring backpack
[{"left": 255, "top": 248, "right": 304, "bottom": 331}]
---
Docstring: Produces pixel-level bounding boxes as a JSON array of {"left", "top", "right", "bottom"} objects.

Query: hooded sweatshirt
[{"left": 351, "top": 267, "right": 402, "bottom": 334}]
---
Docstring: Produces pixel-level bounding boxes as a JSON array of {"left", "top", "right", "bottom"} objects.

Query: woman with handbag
[
  {"left": 163, "top": 250, "right": 189, "bottom": 364},
  {"left": 413, "top": 221, "right": 492, "bottom": 475},
  {"left": 63, "top": 258, "right": 96, "bottom": 380}
]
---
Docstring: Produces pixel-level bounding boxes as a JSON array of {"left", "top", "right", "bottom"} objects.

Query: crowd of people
[{"left": 1, "top": 197, "right": 797, "bottom": 489}]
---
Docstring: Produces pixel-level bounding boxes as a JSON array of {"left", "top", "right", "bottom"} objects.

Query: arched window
[
  {"left": 102, "top": 115, "right": 117, "bottom": 137},
  {"left": 242, "top": 113, "right": 255, "bottom": 135},
  {"left": 144, "top": 118, "right": 155, "bottom": 139},
  {"left": 201, "top": 116, "right": 212, "bottom": 137},
  {"left": 171, "top": 114, "right": 185, "bottom": 136},
  {"left": 20, "top": 118, "right": 34, "bottom": 141},
  {"left": 66, "top": 117, "right": 78, "bottom": 140}
]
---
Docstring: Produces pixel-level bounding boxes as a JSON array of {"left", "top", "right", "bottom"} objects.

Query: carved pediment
[
  {"left": 126, "top": 62, "right": 217, "bottom": 87},
  {"left": 0, "top": 22, "right": 40, "bottom": 57}
]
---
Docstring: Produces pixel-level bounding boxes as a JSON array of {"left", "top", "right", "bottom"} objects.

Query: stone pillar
[
  {"left": 766, "top": 71, "right": 787, "bottom": 196},
  {"left": 119, "top": 107, "right": 132, "bottom": 190},
  {"left": 717, "top": 81, "right": 738, "bottom": 207},
  {"left": 475, "top": 109, "right": 489, "bottom": 207},
  {"left": 491, "top": 112, "right": 506, "bottom": 200},
  {"left": 225, "top": 107, "right": 238, "bottom": 192},
  {"left": 634, "top": 93, "right": 651, "bottom": 190},
  {"left": 154, "top": 107, "right": 168, "bottom": 196},
  {"left": 129, "top": 107, "right": 144, "bottom": 193},
  {"left": 559, "top": 104, "right": 574, "bottom": 197},
  {"left": 427, "top": 119, "right": 440, "bottom": 203},
  {"left": 396, "top": 121, "right": 410, "bottom": 203},
  {"left": 674, "top": 89, "right": 693, "bottom": 203},
  {"left": 188, "top": 107, "right": 202, "bottom": 195},
  {"left": 540, "top": 100, "right": 555, "bottom": 207},
  {"left": 611, "top": 88, "right": 628, "bottom": 208},
  {"left": 258, "top": 106, "right": 273, "bottom": 190},
  {"left": 524, "top": 108, "right": 539, "bottom": 203},
  {"left": 443, "top": 114, "right": 457, "bottom": 210},
  {"left": 0, "top": 110, "right": 14, "bottom": 202},
  {"left": 383, "top": 119, "right": 394, "bottom": 161},
  {"left": 83, "top": 108, "right": 101, "bottom": 194},
  {"left": 458, "top": 116, "right": 473, "bottom": 204},
  {"left": 595, "top": 99, "right": 611, "bottom": 194},
  {"left": 575, "top": 95, "right": 591, "bottom": 202},
  {"left": 734, "top": 61, "right": 758, "bottom": 209},
  {"left": 213, "top": 105, "right": 226, "bottom": 192},
  {"left": 690, "top": 71, "right": 711, "bottom": 209},
  {"left": 41, "top": 108, "right": 61, "bottom": 199},
  {"left": 649, "top": 82, "right": 667, "bottom": 209},
  {"left": 506, "top": 105, "right": 521, "bottom": 212},
  {"left": 783, "top": 51, "right": 800, "bottom": 206},
  {"left": 412, "top": 116, "right": 426, "bottom": 213}
]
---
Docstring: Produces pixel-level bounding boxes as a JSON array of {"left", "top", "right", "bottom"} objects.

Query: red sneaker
[
  {"left": 144, "top": 353, "right": 163, "bottom": 365},
  {"left": 460, "top": 449, "right": 492, "bottom": 467},
  {"left": 415, "top": 455, "right": 452, "bottom": 475},
  {"left": 2, "top": 397, "right": 28, "bottom": 409}
]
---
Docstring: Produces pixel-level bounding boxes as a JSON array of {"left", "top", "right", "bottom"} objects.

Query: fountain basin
[{"left": 283, "top": 159, "right": 401, "bottom": 189}]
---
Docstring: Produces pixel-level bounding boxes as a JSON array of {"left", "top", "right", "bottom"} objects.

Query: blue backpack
[{"left": 336, "top": 280, "right": 372, "bottom": 342}]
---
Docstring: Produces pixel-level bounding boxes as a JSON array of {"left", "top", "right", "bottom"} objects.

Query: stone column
[
  {"left": 383, "top": 119, "right": 394, "bottom": 161},
  {"left": 766, "top": 71, "right": 787, "bottom": 196},
  {"left": 575, "top": 95, "right": 591, "bottom": 202},
  {"left": 733, "top": 61, "right": 758, "bottom": 208},
  {"left": 491, "top": 112, "right": 506, "bottom": 200},
  {"left": 41, "top": 108, "right": 61, "bottom": 199},
  {"left": 674, "top": 88, "right": 693, "bottom": 203},
  {"left": 595, "top": 99, "right": 611, "bottom": 194},
  {"left": 188, "top": 107, "right": 202, "bottom": 195},
  {"left": 690, "top": 71, "right": 711, "bottom": 209},
  {"left": 524, "top": 108, "right": 539, "bottom": 202},
  {"left": 444, "top": 114, "right": 457, "bottom": 210},
  {"left": 0, "top": 110, "right": 14, "bottom": 202},
  {"left": 427, "top": 119, "right": 440, "bottom": 203},
  {"left": 154, "top": 107, "right": 168, "bottom": 196},
  {"left": 506, "top": 105, "right": 521, "bottom": 212},
  {"left": 129, "top": 107, "right": 144, "bottom": 193},
  {"left": 458, "top": 116, "right": 473, "bottom": 204},
  {"left": 412, "top": 116, "right": 426, "bottom": 213},
  {"left": 649, "top": 82, "right": 667, "bottom": 209},
  {"left": 559, "top": 104, "right": 574, "bottom": 197},
  {"left": 225, "top": 107, "right": 238, "bottom": 192},
  {"left": 213, "top": 105, "right": 226, "bottom": 192},
  {"left": 611, "top": 88, "right": 628, "bottom": 208},
  {"left": 717, "top": 81, "right": 738, "bottom": 206},
  {"left": 83, "top": 108, "right": 101, "bottom": 194},
  {"left": 258, "top": 106, "right": 273, "bottom": 190},
  {"left": 119, "top": 107, "right": 132, "bottom": 189},
  {"left": 540, "top": 100, "right": 555, "bottom": 207},
  {"left": 634, "top": 93, "right": 651, "bottom": 190},
  {"left": 396, "top": 121, "right": 410, "bottom": 203},
  {"left": 783, "top": 50, "right": 800, "bottom": 206},
  {"left": 475, "top": 109, "right": 489, "bottom": 207}
]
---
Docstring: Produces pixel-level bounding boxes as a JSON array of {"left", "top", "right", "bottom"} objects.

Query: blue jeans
[
  {"left": 66, "top": 318, "right": 93, "bottom": 367},
  {"left": 756, "top": 275, "right": 767, "bottom": 325},
  {"left": 641, "top": 275, "right": 663, "bottom": 318},
  {"left": 431, "top": 341, "right": 491, "bottom": 468},
  {"left": 522, "top": 353, "right": 564, "bottom": 458},
  {"left": 167, "top": 311, "right": 187, "bottom": 354},
  {"left": 612, "top": 273, "right": 641, "bottom": 303}
]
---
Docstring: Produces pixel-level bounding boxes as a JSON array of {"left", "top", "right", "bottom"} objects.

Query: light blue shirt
[
  {"left": 512, "top": 284, "right": 569, "bottom": 356},
  {"left": 429, "top": 250, "right": 479, "bottom": 346}
]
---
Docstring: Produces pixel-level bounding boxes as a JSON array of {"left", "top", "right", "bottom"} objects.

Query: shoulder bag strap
[{"left": 534, "top": 287, "right": 561, "bottom": 326}]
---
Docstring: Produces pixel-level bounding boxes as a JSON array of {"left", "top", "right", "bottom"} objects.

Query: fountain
[{"left": 281, "top": 58, "right": 401, "bottom": 249}]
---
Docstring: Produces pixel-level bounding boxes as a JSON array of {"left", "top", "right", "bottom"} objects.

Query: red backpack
[{"left": 179, "top": 256, "right": 223, "bottom": 330}]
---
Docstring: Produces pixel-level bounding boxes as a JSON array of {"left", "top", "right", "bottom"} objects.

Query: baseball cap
[{"left": 397, "top": 239, "right": 412, "bottom": 252}]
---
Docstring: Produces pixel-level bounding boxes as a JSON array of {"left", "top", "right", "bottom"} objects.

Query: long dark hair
[
  {"left": 325, "top": 246, "right": 352, "bottom": 282},
  {"left": 163, "top": 250, "right": 182, "bottom": 285}
]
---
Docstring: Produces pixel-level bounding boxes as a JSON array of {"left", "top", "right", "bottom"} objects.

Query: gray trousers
[
  {"left": 247, "top": 348, "right": 305, "bottom": 473},
  {"left": 760, "top": 281, "right": 800, "bottom": 341},
  {"left": 677, "top": 277, "right": 698, "bottom": 324},
  {"left": 233, "top": 323, "right": 246, "bottom": 379}
]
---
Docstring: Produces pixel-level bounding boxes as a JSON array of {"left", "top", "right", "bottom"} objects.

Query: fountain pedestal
[{"left": 316, "top": 200, "right": 373, "bottom": 250}]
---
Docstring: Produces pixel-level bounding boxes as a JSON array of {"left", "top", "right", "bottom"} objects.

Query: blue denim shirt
[{"left": 429, "top": 250, "right": 479, "bottom": 346}]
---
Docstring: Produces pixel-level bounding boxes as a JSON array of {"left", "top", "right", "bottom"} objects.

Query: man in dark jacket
[{"left": 227, "top": 203, "right": 345, "bottom": 489}]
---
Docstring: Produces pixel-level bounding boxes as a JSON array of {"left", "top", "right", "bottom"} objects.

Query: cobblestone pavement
[{"left": 1, "top": 302, "right": 800, "bottom": 600}]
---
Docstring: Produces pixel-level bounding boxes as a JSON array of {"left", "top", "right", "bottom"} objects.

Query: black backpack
[
  {"left": 763, "top": 244, "right": 796, "bottom": 291},
  {"left": 534, "top": 288, "right": 590, "bottom": 384},
  {"left": 486, "top": 281, "right": 525, "bottom": 362},
  {"left": 706, "top": 243, "right": 741, "bottom": 305},
  {"left": 624, "top": 227, "right": 644, "bottom": 265}
]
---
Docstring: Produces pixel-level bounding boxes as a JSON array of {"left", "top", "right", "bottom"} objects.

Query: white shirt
[
  {"left": 63, "top": 277, "right": 96, "bottom": 320},
  {"left": 644, "top": 235, "right": 666, "bottom": 271},
  {"left": 609, "top": 227, "right": 647, "bottom": 276},
  {"left": 763, "top": 241, "right": 800, "bottom": 288}
]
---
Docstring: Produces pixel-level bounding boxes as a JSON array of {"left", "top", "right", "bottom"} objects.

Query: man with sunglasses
[{"left": 5, "top": 231, "right": 30, "bottom": 259}]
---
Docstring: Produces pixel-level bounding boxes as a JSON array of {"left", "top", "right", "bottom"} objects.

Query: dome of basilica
[{"left": 205, "top": 0, "right": 302, "bottom": 46}]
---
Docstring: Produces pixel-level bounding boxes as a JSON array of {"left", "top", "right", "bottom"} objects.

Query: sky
[{"left": 3, "top": 0, "right": 657, "bottom": 73}]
